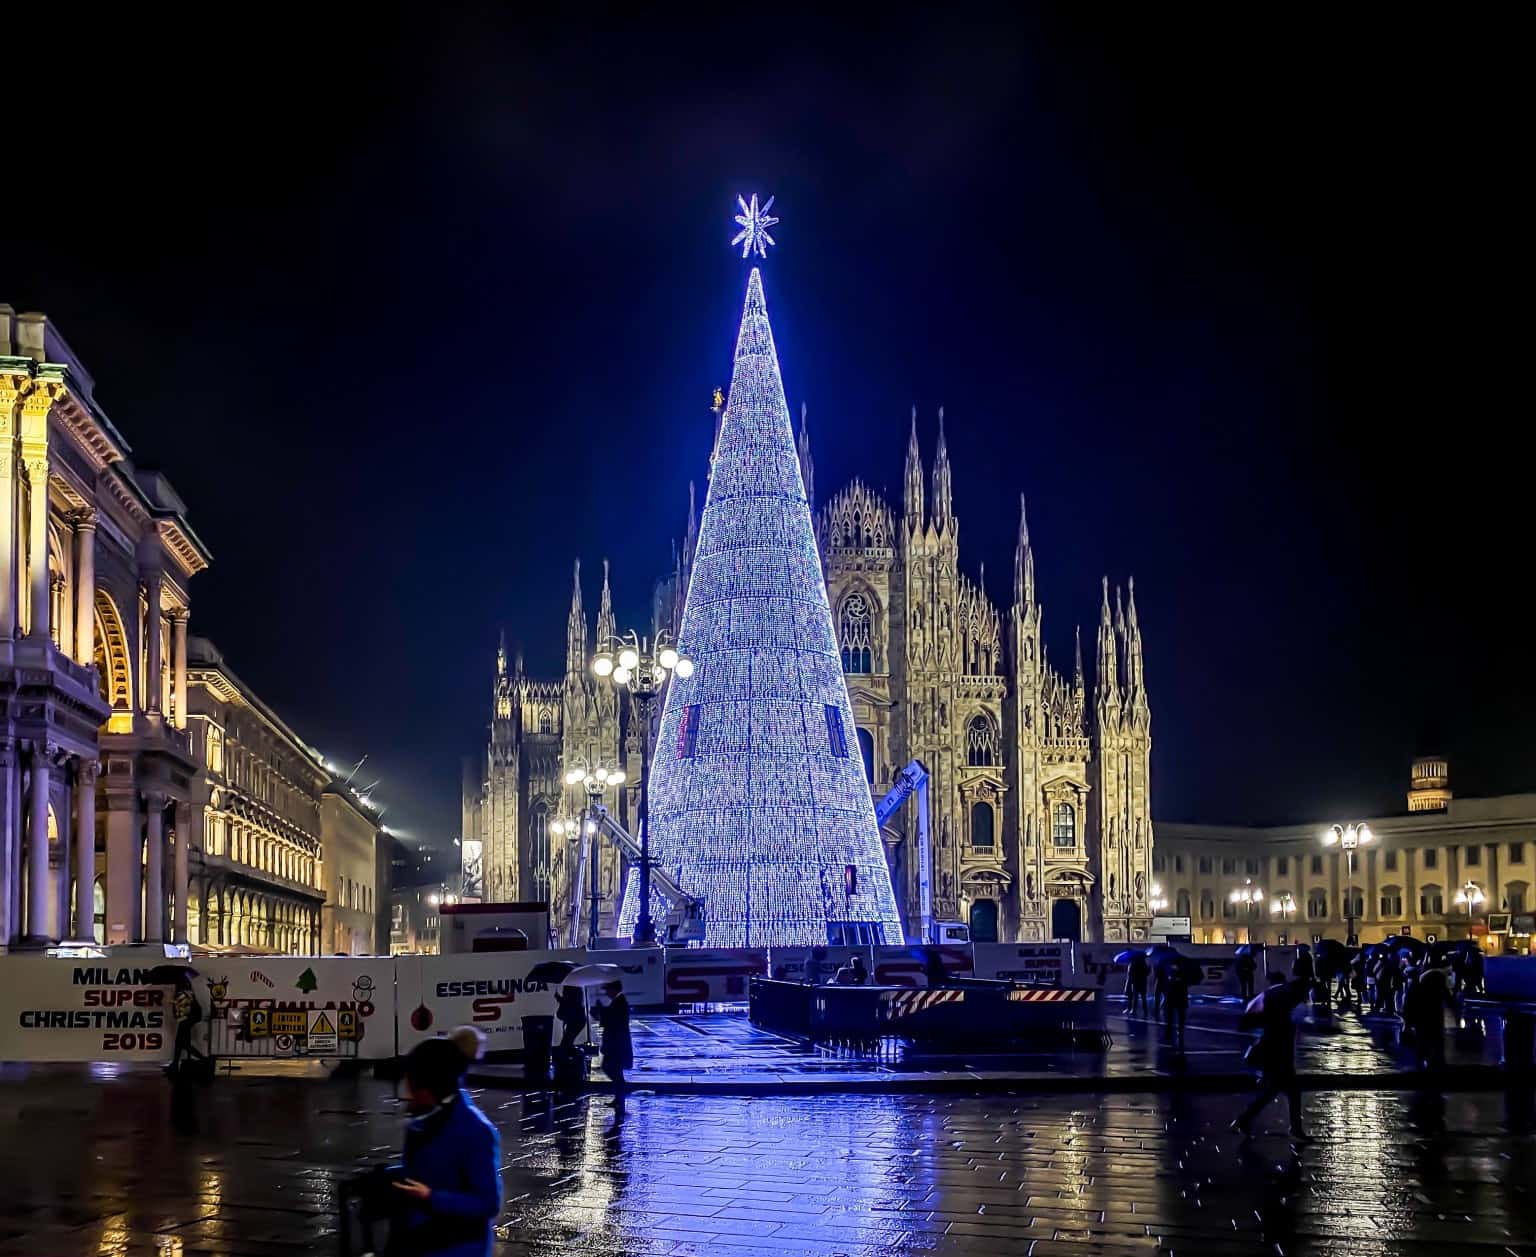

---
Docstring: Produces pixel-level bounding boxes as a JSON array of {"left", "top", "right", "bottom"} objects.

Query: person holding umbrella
[
  {"left": 593, "top": 980, "right": 634, "bottom": 1087},
  {"left": 1402, "top": 966, "right": 1454, "bottom": 1071},
  {"left": 1124, "top": 950, "right": 1151, "bottom": 1017},
  {"left": 1232, "top": 972, "right": 1310, "bottom": 1140},
  {"left": 1235, "top": 948, "right": 1258, "bottom": 1004},
  {"left": 1162, "top": 958, "right": 1193, "bottom": 1050}
]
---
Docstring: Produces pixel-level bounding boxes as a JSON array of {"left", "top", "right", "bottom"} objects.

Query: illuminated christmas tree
[{"left": 619, "top": 251, "right": 903, "bottom": 947}]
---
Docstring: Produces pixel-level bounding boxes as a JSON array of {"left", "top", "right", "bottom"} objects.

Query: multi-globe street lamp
[
  {"left": 1454, "top": 880, "right": 1485, "bottom": 917},
  {"left": 1149, "top": 882, "right": 1168, "bottom": 913},
  {"left": 593, "top": 629, "right": 692, "bottom": 945},
  {"left": 1271, "top": 891, "right": 1297, "bottom": 923},
  {"left": 1322, "top": 822, "right": 1374, "bottom": 944},
  {"left": 556, "top": 762, "right": 626, "bottom": 947},
  {"left": 1229, "top": 879, "right": 1264, "bottom": 914}
]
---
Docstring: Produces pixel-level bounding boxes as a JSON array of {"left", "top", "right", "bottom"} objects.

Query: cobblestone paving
[{"left": 3, "top": 1063, "right": 1535, "bottom": 1255}]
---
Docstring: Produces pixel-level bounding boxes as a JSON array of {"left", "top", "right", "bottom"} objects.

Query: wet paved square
[{"left": 2, "top": 1058, "right": 1533, "bottom": 1255}]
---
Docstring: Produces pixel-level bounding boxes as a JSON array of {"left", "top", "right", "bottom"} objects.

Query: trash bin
[
  {"left": 1502, "top": 1011, "right": 1534, "bottom": 1076},
  {"left": 522, "top": 1014, "right": 554, "bottom": 1083}
]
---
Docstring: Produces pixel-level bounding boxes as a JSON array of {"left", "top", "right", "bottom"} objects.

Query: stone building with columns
[
  {"left": 184, "top": 637, "right": 337, "bottom": 954},
  {"left": 473, "top": 407, "right": 1156, "bottom": 946},
  {"left": 2, "top": 304, "right": 209, "bottom": 949}
]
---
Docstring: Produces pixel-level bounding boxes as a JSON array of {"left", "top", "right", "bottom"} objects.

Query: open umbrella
[
  {"left": 1177, "top": 957, "right": 1205, "bottom": 984},
  {"left": 528, "top": 960, "right": 581, "bottom": 985},
  {"left": 560, "top": 963, "right": 625, "bottom": 989},
  {"left": 1393, "top": 936, "right": 1428, "bottom": 959},
  {"left": 1113, "top": 949, "right": 1140, "bottom": 963},
  {"left": 1234, "top": 945, "right": 1253, "bottom": 956},
  {"left": 147, "top": 963, "right": 199, "bottom": 984}
]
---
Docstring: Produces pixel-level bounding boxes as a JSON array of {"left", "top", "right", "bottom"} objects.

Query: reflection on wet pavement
[
  {"left": 1, "top": 1061, "right": 1532, "bottom": 1254},
  {"left": 481, "top": 1001, "right": 1510, "bottom": 1087}
]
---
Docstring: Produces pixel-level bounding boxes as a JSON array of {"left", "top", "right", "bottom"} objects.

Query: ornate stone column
[
  {"left": 143, "top": 790, "right": 165, "bottom": 943},
  {"left": 143, "top": 571, "right": 163, "bottom": 716},
  {"left": 73, "top": 511, "right": 96, "bottom": 665},
  {"left": 74, "top": 761, "right": 97, "bottom": 941},
  {"left": 171, "top": 611, "right": 189, "bottom": 729},
  {"left": 25, "top": 742, "right": 52, "bottom": 943},
  {"left": 23, "top": 457, "right": 50, "bottom": 643},
  {"left": 173, "top": 802, "right": 189, "bottom": 944},
  {"left": 0, "top": 374, "right": 23, "bottom": 642}
]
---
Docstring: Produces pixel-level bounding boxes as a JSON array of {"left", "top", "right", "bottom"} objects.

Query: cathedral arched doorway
[
  {"left": 1050, "top": 898, "right": 1082, "bottom": 942},
  {"left": 968, "top": 898, "right": 999, "bottom": 943}
]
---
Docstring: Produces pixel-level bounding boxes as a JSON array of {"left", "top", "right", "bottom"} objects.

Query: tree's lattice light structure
[
  {"left": 618, "top": 265, "right": 903, "bottom": 947},
  {"left": 731, "top": 193, "right": 778, "bottom": 259}
]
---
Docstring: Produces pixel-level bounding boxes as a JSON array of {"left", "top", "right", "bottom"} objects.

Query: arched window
[
  {"left": 970, "top": 801, "right": 995, "bottom": 851},
  {"left": 1506, "top": 881, "right": 1529, "bottom": 915},
  {"left": 1199, "top": 892, "right": 1214, "bottom": 920},
  {"left": 966, "top": 715, "right": 997, "bottom": 767},
  {"left": 856, "top": 727, "right": 875, "bottom": 783},
  {"left": 1176, "top": 889, "right": 1192, "bottom": 918},
  {"left": 1419, "top": 884, "right": 1444, "bottom": 916},
  {"left": 1379, "top": 885, "right": 1403, "bottom": 917},
  {"left": 539, "top": 709, "right": 553, "bottom": 734},
  {"left": 529, "top": 803, "right": 549, "bottom": 898},
  {"left": 93, "top": 878, "right": 106, "bottom": 945},
  {"left": 1343, "top": 887, "right": 1364, "bottom": 919},
  {"left": 1306, "top": 889, "right": 1328, "bottom": 919},
  {"left": 839, "top": 594, "right": 873, "bottom": 674},
  {"left": 1052, "top": 802, "right": 1076, "bottom": 848}
]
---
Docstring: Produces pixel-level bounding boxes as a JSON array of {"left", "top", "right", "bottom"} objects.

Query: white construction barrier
[
  {"left": 872, "top": 944, "right": 974, "bottom": 987},
  {"left": 768, "top": 946, "right": 871, "bottom": 984},
  {"left": 662, "top": 948, "right": 768, "bottom": 1003},
  {"left": 0, "top": 958, "right": 172, "bottom": 1062},
  {"left": 203, "top": 956, "right": 397, "bottom": 1059},
  {"left": 397, "top": 952, "right": 567, "bottom": 1054},
  {"left": 972, "top": 942, "right": 1070, "bottom": 986}
]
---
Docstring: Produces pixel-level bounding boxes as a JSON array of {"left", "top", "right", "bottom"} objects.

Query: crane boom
[
  {"left": 592, "top": 805, "right": 706, "bottom": 944},
  {"left": 874, "top": 759, "right": 931, "bottom": 942}
]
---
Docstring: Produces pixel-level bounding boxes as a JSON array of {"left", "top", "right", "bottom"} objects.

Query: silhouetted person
[
  {"left": 594, "top": 982, "right": 634, "bottom": 1087},
  {"left": 1235, "top": 951, "right": 1257, "bottom": 1004},
  {"left": 555, "top": 986, "right": 587, "bottom": 1050},
  {"left": 1163, "top": 966, "right": 1191, "bottom": 1050},
  {"left": 924, "top": 949, "right": 948, "bottom": 988},
  {"left": 170, "top": 976, "right": 205, "bottom": 1073},
  {"left": 1126, "top": 953, "right": 1151, "bottom": 1017},
  {"left": 1293, "top": 947, "right": 1315, "bottom": 1004},
  {"left": 834, "top": 954, "right": 868, "bottom": 987},
  {"left": 1233, "top": 973, "right": 1309, "bottom": 1139}
]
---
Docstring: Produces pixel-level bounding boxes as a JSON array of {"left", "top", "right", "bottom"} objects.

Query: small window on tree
[
  {"left": 824, "top": 705, "right": 849, "bottom": 758},
  {"left": 677, "top": 704, "right": 702, "bottom": 759}
]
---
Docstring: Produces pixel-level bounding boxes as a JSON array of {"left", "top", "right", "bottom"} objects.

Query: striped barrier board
[{"left": 1006, "top": 988, "right": 1097, "bottom": 1003}]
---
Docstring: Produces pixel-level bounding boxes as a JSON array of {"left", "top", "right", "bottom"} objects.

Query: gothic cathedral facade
[{"left": 468, "top": 408, "right": 1155, "bottom": 945}]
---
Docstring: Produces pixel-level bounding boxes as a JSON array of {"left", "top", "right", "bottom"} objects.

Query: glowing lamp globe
[
  {"left": 613, "top": 666, "right": 632, "bottom": 685},
  {"left": 618, "top": 647, "right": 639, "bottom": 671},
  {"left": 608, "top": 769, "right": 626, "bottom": 785},
  {"left": 658, "top": 646, "right": 679, "bottom": 669},
  {"left": 674, "top": 657, "right": 694, "bottom": 679},
  {"left": 593, "top": 655, "right": 614, "bottom": 678}
]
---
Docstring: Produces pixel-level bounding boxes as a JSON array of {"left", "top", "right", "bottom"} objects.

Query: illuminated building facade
[
  {"left": 1157, "top": 759, "right": 1536, "bottom": 954},
  {"left": 2, "top": 304, "right": 209, "bottom": 949},
  {"left": 470, "top": 280, "right": 1157, "bottom": 944}
]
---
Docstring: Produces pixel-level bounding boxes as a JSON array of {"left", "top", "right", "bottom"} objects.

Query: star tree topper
[{"left": 731, "top": 193, "right": 778, "bottom": 259}]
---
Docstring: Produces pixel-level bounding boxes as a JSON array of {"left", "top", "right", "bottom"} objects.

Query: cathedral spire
[
  {"left": 565, "top": 559, "right": 587, "bottom": 681},
  {"left": 796, "top": 402, "right": 815, "bottom": 514},
  {"left": 597, "top": 558, "right": 616, "bottom": 645},
  {"left": 1096, "top": 575, "right": 1122, "bottom": 727},
  {"left": 496, "top": 628, "right": 508, "bottom": 678},
  {"left": 1074, "top": 624, "right": 1085, "bottom": 694},
  {"left": 1013, "top": 492, "right": 1035, "bottom": 611},
  {"left": 1126, "top": 576, "right": 1149, "bottom": 720},
  {"left": 902, "top": 405, "right": 924, "bottom": 529},
  {"left": 931, "top": 406, "right": 953, "bottom": 532}
]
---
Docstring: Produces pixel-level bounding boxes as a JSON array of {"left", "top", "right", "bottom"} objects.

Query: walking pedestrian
[
  {"left": 170, "top": 975, "right": 206, "bottom": 1075},
  {"left": 1232, "top": 973, "right": 1309, "bottom": 1140},
  {"left": 1293, "top": 946, "right": 1315, "bottom": 1004},
  {"left": 1235, "top": 950, "right": 1257, "bottom": 1004},
  {"left": 594, "top": 981, "right": 634, "bottom": 1086},
  {"left": 1163, "top": 964, "right": 1191, "bottom": 1051},
  {"left": 390, "top": 1026, "right": 502, "bottom": 1257},
  {"left": 555, "top": 985, "right": 587, "bottom": 1050},
  {"left": 1126, "top": 952, "right": 1151, "bottom": 1017}
]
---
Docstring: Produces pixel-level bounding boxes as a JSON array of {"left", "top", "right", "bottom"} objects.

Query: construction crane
[
  {"left": 589, "top": 805, "right": 707, "bottom": 945},
  {"left": 874, "top": 759, "right": 964, "bottom": 944}
]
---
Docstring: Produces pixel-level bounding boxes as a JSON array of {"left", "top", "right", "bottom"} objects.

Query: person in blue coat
[{"left": 390, "top": 1027, "right": 502, "bottom": 1257}]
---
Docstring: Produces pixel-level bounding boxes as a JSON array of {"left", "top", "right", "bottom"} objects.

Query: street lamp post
[
  {"left": 1271, "top": 892, "right": 1297, "bottom": 929},
  {"left": 1322, "top": 822, "right": 1374, "bottom": 945},
  {"left": 558, "top": 762, "right": 627, "bottom": 948},
  {"left": 593, "top": 629, "right": 692, "bottom": 945},
  {"left": 1229, "top": 879, "right": 1264, "bottom": 941},
  {"left": 1454, "top": 880, "right": 1485, "bottom": 922}
]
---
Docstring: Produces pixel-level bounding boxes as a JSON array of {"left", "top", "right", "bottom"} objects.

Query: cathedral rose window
[{"left": 839, "top": 594, "right": 873, "bottom": 673}]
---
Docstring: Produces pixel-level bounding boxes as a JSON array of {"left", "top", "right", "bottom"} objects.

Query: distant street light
[
  {"left": 1229, "top": 879, "right": 1264, "bottom": 915},
  {"left": 1149, "top": 882, "right": 1168, "bottom": 913},
  {"left": 1323, "top": 822, "right": 1374, "bottom": 943},
  {"left": 1271, "top": 891, "right": 1297, "bottom": 923},
  {"left": 593, "top": 629, "right": 689, "bottom": 945},
  {"left": 1454, "top": 880, "right": 1485, "bottom": 915},
  {"left": 557, "top": 761, "right": 626, "bottom": 947}
]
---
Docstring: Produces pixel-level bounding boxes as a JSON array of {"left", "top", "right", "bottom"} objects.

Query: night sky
[{"left": 4, "top": 10, "right": 1522, "bottom": 848}]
